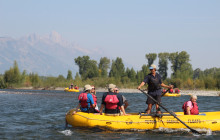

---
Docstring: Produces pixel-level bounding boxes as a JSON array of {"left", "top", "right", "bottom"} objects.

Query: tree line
[{"left": 0, "top": 51, "right": 220, "bottom": 90}]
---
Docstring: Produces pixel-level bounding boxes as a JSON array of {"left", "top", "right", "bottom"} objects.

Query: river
[{"left": 0, "top": 89, "right": 219, "bottom": 139}]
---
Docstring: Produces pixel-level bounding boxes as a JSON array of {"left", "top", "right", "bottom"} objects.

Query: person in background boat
[
  {"left": 168, "top": 87, "right": 174, "bottom": 93},
  {"left": 99, "top": 84, "right": 127, "bottom": 115},
  {"left": 137, "top": 64, "right": 173, "bottom": 114},
  {"left": 91, "top": 85, "right": 99, "bottom": 112},
  {"left": 182, "top": 95, "right": 199, "bottom": 115},
  {"left": 74, "top": 85, "right": 79, "bottom": 90},
  {"left": 114, "top": 88, "right": 129, "bottom": 110},
  {"left": 73, "top": 84, "right": 96, "bottom": 113},
  {"left": 69, "top": 83, "right": 74, "bottom": 89},
  {"left": 175, "top": 88, "right": 180, "bottom": 94}
]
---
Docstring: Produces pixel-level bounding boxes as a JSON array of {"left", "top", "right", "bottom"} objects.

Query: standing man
[{"left": 137, "top": 64, "right": 173, "bottom": 114}]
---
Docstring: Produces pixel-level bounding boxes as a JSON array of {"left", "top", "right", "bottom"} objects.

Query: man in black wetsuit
[{"left": 137, "top": 64, "right": 173, "bottom": 114}]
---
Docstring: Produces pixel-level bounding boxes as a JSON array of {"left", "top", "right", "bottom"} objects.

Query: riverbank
[{"left": 6, "top": 87, "right": 220, "bottom": 96}]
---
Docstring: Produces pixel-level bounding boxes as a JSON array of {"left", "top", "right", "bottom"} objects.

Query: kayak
[
  {"left": 65, "top": 109, "right": 220, "bottom": 131},
  {"left": 163, "top": 92, "right": 181, "bottom": 97},
  {"left": 64, "top": 88, "right": 79, "bottom": 92}
]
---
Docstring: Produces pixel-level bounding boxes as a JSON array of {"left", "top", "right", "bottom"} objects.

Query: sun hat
[
  {"left": 84, "top": 84, "right": 92, "bottom": 91},
  {"left": 149, "top": 64, "right": 157, "bottom": 70},
  {"left": 108, "top": 84, "right": 116, "bottom": 89}
]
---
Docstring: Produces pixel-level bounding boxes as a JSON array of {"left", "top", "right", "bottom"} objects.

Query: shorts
[{"left": 146, "top": 94, "right": 161, "bottom": 105}]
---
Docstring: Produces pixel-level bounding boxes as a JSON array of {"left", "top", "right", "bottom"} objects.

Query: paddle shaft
[
  {"left": 161, "top": 89, "right": 169, "bottom": 97},
  {"left": 139, "top": 89, "right": 201, "bottom": 135}
]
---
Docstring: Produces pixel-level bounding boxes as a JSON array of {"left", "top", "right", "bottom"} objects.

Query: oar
[
  {"left": 139, "top": 89, "right": 201, "bottom": 135},
  {"left": 161, "top": 89, "right": 170, "bottom": 97}
]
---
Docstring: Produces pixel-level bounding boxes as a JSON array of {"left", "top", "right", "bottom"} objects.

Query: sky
[{"left": 1, "top": 0, "right": 220, "bottom": 72}]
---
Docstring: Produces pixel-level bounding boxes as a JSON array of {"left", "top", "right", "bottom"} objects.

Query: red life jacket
[
  {"left": 92, "top": 94, "right": 97, "bottom": 106},
  {"left": 78, "top": 93, "right": 88, "bottom": 108},
  {"left": 175, "top": 88, "right": 180, "bottom": 93},
  {"left": 182, "top": 101, "right": 199, "bottom": 115},
  {"left": 162, "top": 89, "right": 166, "bottom": 93},
  {"left": 169, "top": 89, "right": 173, "bottom": 93},
  {"left": 104, "top": 93, "right": 119, "bottom": 110}
]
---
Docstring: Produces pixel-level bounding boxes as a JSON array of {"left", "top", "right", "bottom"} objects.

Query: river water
[{"left": 0, "top": 89, "right": 220, "bottom": 140}]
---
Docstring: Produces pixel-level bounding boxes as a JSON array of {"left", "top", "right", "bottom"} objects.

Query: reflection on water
[{"left": 0, "top": 89, "right": 220, "bottom": 139}]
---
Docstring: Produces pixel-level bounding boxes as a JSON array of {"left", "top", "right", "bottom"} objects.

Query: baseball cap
[{"left": 149, "top": 64, "right": 157, "bottom": 70}]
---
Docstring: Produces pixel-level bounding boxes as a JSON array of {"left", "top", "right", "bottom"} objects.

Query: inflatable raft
[
  {"left": 64, "top": 88, "right": 79, "bottom": 92},
  {"left": 65, "top": 109, "right": 220, "bottom": 131},
  {"left": 163, "top": 92, "right": 181, "bottom": 97}
]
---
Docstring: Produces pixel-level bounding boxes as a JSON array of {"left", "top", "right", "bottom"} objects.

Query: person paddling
[
  {"left": 137, "top": 64, "right": 173, "bottom": 114},
  {"left": 182, "top": 95, "right": 199, "bottom": 115}
]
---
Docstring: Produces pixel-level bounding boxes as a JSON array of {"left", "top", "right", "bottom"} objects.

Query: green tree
[
  {"left": 109, "top": 57, "right": 125, "bottom": 79},
  {"left": 74, "top": 72, "right": 81, "bottom": 81},
  {"left": 136, "top": 70, "right": 144, "bottom": 84},
  {"left": 169, "top": 51, "right": 193, "bottom": 80},
  {"left": 29, "top": 73, "right": 40, "bottom": 87},
  {"left": 158, "top": 52, "right": 169, "bottom": 80},
  {"left": 141, "top": 64, "right": 149, "bottom": 76},
  {"left": 193, "top": 68, "right": 204, "bottom": 80},
  {"left": 0, "top": 75, "right": 6, "bottom": 88},
  {"left": 57, "top": 75, "right": 66, "bottom": 82},
  {"left": 74, "top": 56, "right": 99, "bottom": 80},
  {"left": 66, "top": 70, "right": 73, "bottom": 80},
  {"left": 127, "top": 67, "right": 136, "bottom": 82},
  {"left": 98, "top": 57, "right": 110, "bottom": 78},
  {"left": 4, "top": 60, "right": 21, "bottom": 84},
  {"left": 145, "top": 53, "right": 157, "bottom": 66}
]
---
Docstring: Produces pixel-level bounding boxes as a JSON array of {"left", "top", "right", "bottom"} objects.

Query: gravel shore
[
  {"left": 54, "top": 87, "right": 220, "bottom": 96},
  {"left": 11, "top": 87, "right": 220, "bottom": 96}
]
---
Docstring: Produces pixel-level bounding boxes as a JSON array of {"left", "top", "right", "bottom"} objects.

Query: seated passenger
[
  {"left": 69, "top": 83, "right": 74, "bottom": 89},
  {"left": 74, "top": 85, "right": 79, "bottom": 90},
  {"left": 99, "top": 84, "right": 127, "bottom": 115},
  {"left": 114, "top": 88, "right": 129, "bottom": 110},
  {"left": 169, "top": 87, "right": 173, "bottom": 93},
  {"left": 175, "top": 88, "right": 180, "bottom": 94},
  {"left": 182, "top": 95, "right": 199, "bottom": 115},
  {"left": 74, "top": 84, "right": 96, "bottom": 113},
  {"left": 91, "top": 85, "right": 99, "bottom": 112}
]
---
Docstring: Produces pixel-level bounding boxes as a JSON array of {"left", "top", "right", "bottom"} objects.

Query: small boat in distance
[
  {"left": 163, "top": 92, "right": 181, "bottom": 97},
  {"left": 64, "top": 88, "right": 79, "bottom": 92}
]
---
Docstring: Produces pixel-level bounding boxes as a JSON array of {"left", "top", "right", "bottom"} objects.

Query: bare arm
[
  {"left": 73, "top": 103, "right": 81, "bottom": 114},
  {"left": 137, "top": 82, "right": 145, "bottom": 89},
  {"left": 161, "top": 83, "right": 173, "bottom": 89},
  {"left": 92, "top": 104, "right": 96, "bottom": 108},
  {"left": 120, "top": 106, "right": 127, "bottom": 115},
  {"left": 124, "top": 101, "right": 129, "bottom": 110},
  {"left": 186, "top": 106, "right": 191, "bottom": 115},
  {"left": 99, "top": 104, "right": 105, "bottom": 115}
]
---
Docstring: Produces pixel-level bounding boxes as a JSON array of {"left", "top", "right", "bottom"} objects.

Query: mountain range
[{"left": 0, "top": 31, "right": 104, "bottom": 76}]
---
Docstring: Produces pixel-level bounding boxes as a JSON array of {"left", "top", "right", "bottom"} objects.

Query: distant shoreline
[{"left": 8, "top": 87, "right": 220, "bottom": 96}]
